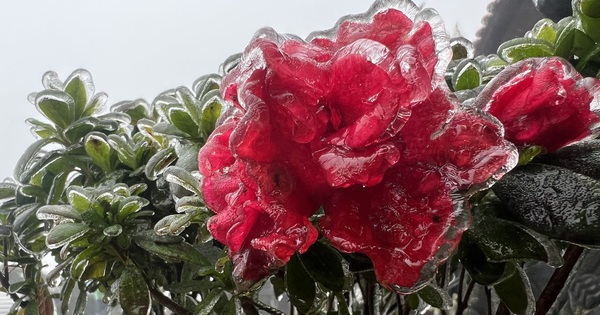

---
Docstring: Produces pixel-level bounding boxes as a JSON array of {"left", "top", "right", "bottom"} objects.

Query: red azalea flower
[
  {"left": 473, "top": 57, "right": 600, "bottom": 152},
  {"left": 199, "top": 0, "right": 517, "bottom": 291}
]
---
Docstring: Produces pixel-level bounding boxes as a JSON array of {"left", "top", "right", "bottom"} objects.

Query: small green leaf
[
  {"left": 63, "top": 117, "right": 98, "bottom": 143},
  {"left": 104, "top": 224, "right": 123, "bottom": 237},
  {"left": 117, "top": 196, "right": 149, "bottom": 222},
  {"left": 26, "top": 118, "right": 57, "bottom": 139},
  {"left": 498, "top": 38, "right": 554, "bottom": 63},
  {"left": 176, "top": 87, "right": 202, "bottom": 125},
  {"left": 200, "top": 91, "right": 222, "bottom": 137},
  {"left": 73, "top": 283, "right": 88, "bottom": 315},
  {"left": 528, "top": 19, "right": 557, "bottom": 44},
  {"left": 299, "top": 241, "right": 346, "bottom": 292},
  {"left": 84, "top": 132, "right": 115, "bottom": 172},
  {"left": 67, "top": 187, "right": 92, "bottom": 212},
  {"left": 60, "top": 278, "right": 76, "bottom": 314},
  {"left": 81, "top": 92, "right": 107, "bottom": 117},
  {"left": 14, "top": 138, "right": 56, "bottom": 182},
  {"left": 417, "top": 284, "right": 451, "bottom": 310},
  {"left": 194, "top": 290, "right": 225, "bottom": 315},
  {"left": 163, "top": 166, "right": 200, "bottom": 196},
  {"left": 518, "top": 145, "right": 544, "bottom": 166},
  {"left": 135, "top": 238, "right": 210, "bottom": 266},
  {"left": 111, "top": 99, "right": 150, "bottom": 123},
  {"left": 152, "top": 122, "right": 191, "bottom": 138},
  {"left": 108, "top": 134, "right": 137, "bottom": 169},
  {"left": 144, "top": 147, "right": 177, "bottom": 181},
  {"left": 286, "top": 254, "right": 316, "bottom": 314},
  {"left": 64, "top": 69, "right": 94, "bottom": 120},
  {"left": 46, "top": 222, "right": 90, "bottom": 249},
  {"left": 35, "top": 90, "right": 75, "bottom": 129},
  {"left": 494, "top": 265, "right": 534, "bottom": 315},
  {"left": 458, "top": 232, "right": 507, "bottom": 285},
  {"left": 192, "top": 74, "right": 221, "bottom": 98},
  {"left": 168, "top": 107, "right": 199, "bottom": 137},
  {"left": 452, "top": 59, "right": 482, "bottom": 91},
  {"left": 37, "top": 205, "right": 81, "bottom": 221},
  {"left": 119, "top": 266, "right": 151, "bottom": 315},
  {"left": 154, "top": 213, "right": 192, "bottom": 235}
]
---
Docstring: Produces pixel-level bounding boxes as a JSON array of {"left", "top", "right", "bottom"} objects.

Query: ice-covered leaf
[
  {"left": 200, "top": 91, "right": 222, "bottom": 137},
  {"left": 458, "top": 231, "right": 508, "bottom": 285},
  {"left": 14, "top": 138, "right": 56, "bottom": 183},
  {"left": 108, "top": 134, "right": 137, "bottom": 169},
  {"left": 194, "top": 290, "right": 225, "bottom": 315},
  {"left": 498, "top": 38, "right": 554, "bottom": 63},
  {"left": 117, "top": 196, "right": 149, "bottom": 222},
  {"left": 35, "top": 90, "right": 75, "bottom": 129},
  {"left": 63, "top": 117, "right": 98, "bottom": 143},
  {"left": 104, "top": 224, "right": 123, "bottom": 237},
  {"left": 493, "top": 163, "right": 600, "bottom": 247},
  {"left": 163, "top": 166, "right": 200, "bottom": 196},
  {"left": 417, "top": 284, "right": 452, "bottom": 310},
  {"left": 452, "top": 59, "right": 482, "bottom": 91},
  {"left": 494, "top": 265, "right": 534, "bottom": 315},
  {"left": 540, "top": 140, "right": 600, "bottom": 179},
  {"left": 286, "top": 254, "right": 316, "bottom": 314},
  {"left": 298, "top": 241, "right": 346, "bottom": 292},
  {"left": 64, "top": 69, "right": 94, "bottom": 119},
  {"left": 84, "top": 132, "right": 114, "bottom": 172},
  {"left": 168, "top": 107, "right": 199, "bottom": 137},
  {"left": 119, "top": 266, "right": 151, "bottom": 315},
  {"left": 193, "top": 74, "right": 221, "bottom": 98},
  {"left": 144, "top": 147, "right": 177, "bottom": 180},
  {"left": 152, "top": 122, "right": 190, "bottom": 138},
  {"left": 111, "top": 99, "right": 150, "bottom": 123},
  {"left": 67, "top": 187, "right": 92, "bottom": 212},
  {"left": 37, "top": 205, "right": 81, "bottom": 221},
  {"left": 579, "top": 0, "right": 600, "bottom": 42},
  {"left": 135, "top": 238, "right": 210, "bottom": 266},
  {"left": 82, "top": 92, "right": 108, "bottom": 117},
  {"left": 176, "top": 87, "right": 201, "bottom": 125},
  {"left": 46, "top": 222, "right": 90, "bottom": 249},
  {"left": 26, "top": 118, "right": 57, "bottom": 139}
]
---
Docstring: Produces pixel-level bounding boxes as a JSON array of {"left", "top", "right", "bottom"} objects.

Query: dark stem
[
  {"left": 456, "top": 279, "right": 476, "bottom": 315},
  {"left": 401, "top": 296, "right": 410, "bottom": 315},
  {"left": 148, "top": 284, "right": 192, "bottom": 315},
  {"left": 365, "top": 277, "right": 375, "bottom": 315},
  {"left": 535, "top": 245, "right": 584, "bottom": 315},
  {"left": 485, "top": 287, "right": 492, "bottom": 315},
  {"left": 240, "top": 296, "right": 260, "bottom": 315},
  {"left": 1, "top": 238, "right": 23, "bottom": 303}
]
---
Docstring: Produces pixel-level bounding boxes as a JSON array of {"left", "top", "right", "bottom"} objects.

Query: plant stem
[
  {"left": 456, "top": 279, "right": 475, "bottom": 315},
  {"left": 148, "top": 284, "right": 192, "bottom": 315},
  {"left": 495, "top": 302, "right": 510, "bottom": 315},
  {"left": 240, "top": 296, "right": 260, "bottom": 315},
  {"left": 535, "top": 244, "right": 584, "bottom": 315}
]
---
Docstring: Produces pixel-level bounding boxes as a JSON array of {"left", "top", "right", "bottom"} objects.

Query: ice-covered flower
[
  {"left": 473, "top": 57, "right": 600, "bottom": 152},
  {"left": 198, "top": 0, "right": 518, "bottom": 291}
]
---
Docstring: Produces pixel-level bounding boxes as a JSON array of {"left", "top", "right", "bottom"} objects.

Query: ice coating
[
  {"left": 198, "top": 0, "right": 518, "bottom": 290},
  {"left": 473, "top": 57, "right": 600, "bottom": 152}
]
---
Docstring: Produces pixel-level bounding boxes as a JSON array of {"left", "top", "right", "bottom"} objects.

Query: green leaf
[
  {"left": 417, "top": 284, "right": 451, "bottom": 310},
  {"left": 152, "top": 122, "right": 191, "bottom": 138},
  {"left": 64, "top": 69, "right": 94, "bottom": 120},
  {"left": 200, "top": 91, "right": 222, "bottom": 137},
  {"left": 452, "top": 59, "right": 482, "bottom": 91},
  {"left": 119, "top": 266, "right": 151, "bottom": 315},
  {"left": 73, "top": 283, "right": 88, "bottom": 315},
  {"left": 36, "top": 205, "right": 81, "bottom": 221},
  {"left": 528, "top": 19, "right": 557, "bottom": 44},
  {"left": 468, "top": 216, "right": 563, "bottom": 266},
  {"left": 46, "top": 222, "right": 90, "bottom": 249},
  {"left": 154, "top": 213, "right": 192, "bottom": 235},
  {"left": 67, "top": 187, "right": 92, "bottom": 212},
  {"left": 286, "top": 254, "right": 316, "bottom": 314},
  {"left": 579, "top": 0, "right": 600, "bottom": 42},
  {"left": 26, "top": 118, "right": 57, "bottom": 139},
  {"left": 298, "top": 241, "right": 346, "bottom": 292},
  {"left": 35, "top": 90, "right": 75, "bottom": 129},
  {"left": 540, "top": 139, "right": 600, "bottom": 179},
  {"left": 458, "top": 231, "right": 507, "bottom": 285},
  {"left": 176, "top": 87, "right": 202, "bottom": 125},
  {"left": 84, "top": 132, "right": 115, "bottom": 172},
  {"left": 63, "top": 117, "right": 98, "bottom": 143},
  {"left": 194, "top": 290, "right": 225, "bottom": 315},
  {"left": 498, "top": 38, "right": 554, "bottom": 63},
  {"left": 111, "top": 99, "right": 150, "bottom": 123},
  {"left": 144, "top": 147, "right": 177, "bottom": 181},
  {"left": 169, "top": 107, "right": 199, "bottom": 137},
  {"left": 493, "top": 163, "right": 600, "bottom": 247},
  {"left": 117, "top": 196, "right": 150, "bottom": 222},
  {"left": 494, "top": 265, "right": 534, "bottom": 315},
  {"left": 14, "top": 138, "right": 56, "bottom": 182},
  {"left": 108, "top": 134, "right": 137, "bottom": 169},
  {"left": 0, "top": 182, "right": 17, "bottom": 201},
  {"left": 60, "top": 278, "right": 76, "bottom": 314},
  {"left": 81, "top": 92, "right": 107, "bottom": 117},
  {"left": 163, "top": 166, "right": 200, "bottom": 196},
  {"left": 518, "top": 145, "right": 544, "bottom": 166},
  {"left": 164, "top": 279, "right": 219, "bottom": 294},
  {"left": 192, "top": 74, "right": 221, "bottom": 98},
  {"left": 135, "top": 238, "right": 210, "bottom": 266}
]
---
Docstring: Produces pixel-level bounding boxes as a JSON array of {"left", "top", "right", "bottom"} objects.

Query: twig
[
  {"left": 485, "top": 287, "right": 492, "bottom": 315},
  {"left": 456, "top": 279, "right": 475, "bottom": 315},
  {"left": 535, "top": 245, "right": 584, "bottom": 315},
  {"left": 148, "top": 284, "right": 192, "bottom": 315},
  {"left": 240, "top": 296, "right": 260, "bottom": 315}
]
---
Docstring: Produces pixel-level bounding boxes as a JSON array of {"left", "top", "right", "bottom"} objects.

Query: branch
[
  {"left": 148, "top": 284, "right": 193, "bottom": 315},
  {"left": 535, "top": 245, "right": 584, "bottom": 315}
]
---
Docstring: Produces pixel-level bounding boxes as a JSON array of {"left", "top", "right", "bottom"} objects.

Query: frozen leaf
[
  {"left": 60, "top": 278, "right": 76, "bottom": 315},
  {"left": 527, "top": 19, "right": 558, "bottom": 44},
  {"left": 417, "top": 284, "right": 452, "bottom": 310},
  {"left": 152, "top": 122, "right": 190, "bottom": 138},
  {"left": 42, "top": 70, "right": 63, "bottom": 90},
  {"left": 117, "top": 196, "right": 149, "bottom": 222},
  {"left": 578, "top": 0, "right": 600, "bottom": 42},
  {"left": 200, "top": 91, "right": 222, "bottom": 137},
  {"left": 63, "top": 117, "right": 99, "bottom": 143},
  {"left": 103, "top": 224, "right": 123, "bottom": 237},
  {"left": 67, "top": 187, "right": 92, "bottom": 212},
  {"left": 37, "top": 205, "right": 81, "bottom": 221},
  {"left": 494, "top": 163, "right": 600, "bottom": 246},
  {"left": 154, "top": 214, "right": 191, "bottom": 236},
  {"left": 494, "top": 265, "right": 534, "bottom": 315},
  {"left": 14, "top": 138, "right": 56, "bottom": 182},
  {"left": 452, "top": 59, "right": 482, "bottom": 91},
  {"left": 286, "top": 254, "right": 316, "bottom": 314},
  {"left": 458, "top": 231, "right": 508, "bottom": 285},
  {"left": 111, "top": 99, "right": 150, "bottom": 123},
  {"left": 298, "top": 241, "right": 346, "bottom": 292},
  {"left": 26, "top": 118, "right": 57, "bottom": 139},
  {"left": 84, "top": 132, "right": 115, "bottom": 172},
  {"left": 498, "top": 38, "right": 554, "bottom": 63},
  {"left": 176, "top": 87, "right": 201, "bottom": 125},
  {"left": 108, "top": 134, "right": 137, "bottom": 169},
  {"left": 81, "top": 92, "right": 108, "bottom": 117},
  {"left": 540, "top": 139, "right": 600, "bottom": 179},
  {"left": 144, "top": 147, "right": 176, "bottom": 181},
  {"left": 194, "top": 290, "right": 225, "bottom": 315},
  {"left": 135, "top": 238, "right": 210, "bottom": 266},
  {"left": 46, "top": 222, "right": 90, "bottom": 249},
  {"left": 119, "top": 266, "right": 151, "bottom": 315},
  {"left": 163, "top": 166, "right": 200, "bottom": 196},
  {"left": 64, "top": 69, "right": 94, "bottom": 119},
  {"left": 168, "top": 107, "right": 199, "bottom": 137},
  {"left": 35, "top": 90, "right": 75, "bottom": 129}
]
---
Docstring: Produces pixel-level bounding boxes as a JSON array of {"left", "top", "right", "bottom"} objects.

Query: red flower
[
  {"left": 199, "top": 0, "right": 517, "bottom": 291},
  {"left": 473, "top": 57, "right": 600, "bottom": 152}
]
